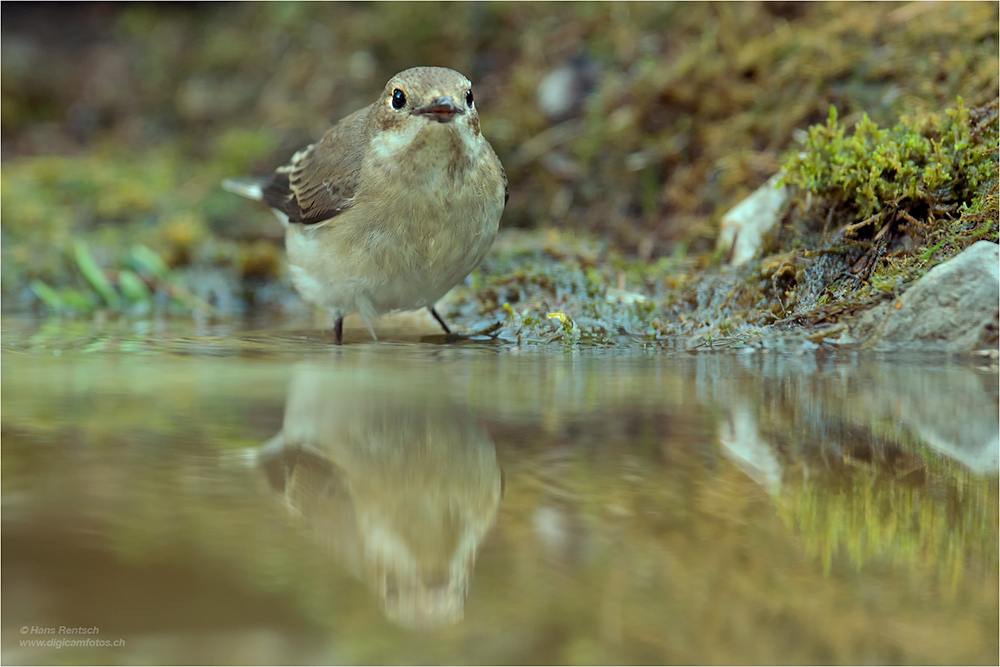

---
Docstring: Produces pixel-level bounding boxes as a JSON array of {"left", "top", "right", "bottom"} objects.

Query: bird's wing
[
  {"left": 496, "top": 146, "right": 509, "bottom": 205},
  {"left": 262, "top": 107, "right": 371, "bottom": 225}
]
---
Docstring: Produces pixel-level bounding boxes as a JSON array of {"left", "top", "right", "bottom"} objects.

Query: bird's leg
[
  {"left": 333, "top": 315, "right": 344, "bottom": 345},
  {"left": 428, "top": 306, "right": 452, "bottom": 334}
]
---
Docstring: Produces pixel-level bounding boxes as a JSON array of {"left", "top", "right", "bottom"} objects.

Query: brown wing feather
[
  {"left": 497, "top": 149, "right": 509, "bottom": 205},
  {"left": 262, "top": 107, "right": 372, "bottom": 225}
]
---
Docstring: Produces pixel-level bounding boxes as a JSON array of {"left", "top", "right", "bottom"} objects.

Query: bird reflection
[{"left": 248, "top": 366, "right": 503, "bottom": 630}]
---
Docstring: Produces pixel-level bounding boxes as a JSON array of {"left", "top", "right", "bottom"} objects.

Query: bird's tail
[{"left": 221, "top": 177, "right": 267, "bottom": 202}]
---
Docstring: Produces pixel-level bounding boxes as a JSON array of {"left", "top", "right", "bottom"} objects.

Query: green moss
[{"left": 782, "top": 100, "right": 997, "bottom": 220}]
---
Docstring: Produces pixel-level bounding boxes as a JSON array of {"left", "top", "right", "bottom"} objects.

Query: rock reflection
[
  {"left": 244, "top": 366, "right": 503, "bottom": 630},
  {"left": 711, "top": 355, "right": 998, "bottom": 581},
  {"left": 718, "top": 400, "right": 782, "bottom": 496},
  {"left": 712, "top": 356, "right": 999, "bottom": 482},
  {"left": 880, "top": 363, "right": 999, "bottom": 474}
]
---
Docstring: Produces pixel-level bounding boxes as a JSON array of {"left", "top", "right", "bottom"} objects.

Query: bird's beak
[{"left": 414, "top": 97, "right": 462, "bottom": 123}]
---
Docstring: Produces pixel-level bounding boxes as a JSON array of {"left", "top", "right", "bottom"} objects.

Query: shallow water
[{"left": 2, "top": 317, "right": 998, "bottom": 665}]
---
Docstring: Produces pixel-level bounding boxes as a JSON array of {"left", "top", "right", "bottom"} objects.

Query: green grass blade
[{"left": 74, "top": 240, "right": 121, "bottom": 309}]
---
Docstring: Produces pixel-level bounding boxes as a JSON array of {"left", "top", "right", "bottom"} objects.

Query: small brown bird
[{"left": 224, "top": 67, "right": 507, "bottom": 344}]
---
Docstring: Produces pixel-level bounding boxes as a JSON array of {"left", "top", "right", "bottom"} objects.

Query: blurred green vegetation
[
  {"left": 780, "top": 462, "right": 998, "bottom": 587},
  {"left": 1, "top": 2, "right": 997, "bottom": 335}
]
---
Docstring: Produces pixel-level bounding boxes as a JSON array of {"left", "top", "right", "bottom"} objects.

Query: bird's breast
[
  {"left": 359, "top": 129, "right": 504, "bottom": 255},
  {"left": 287, "top": 126, "right": 504, "bottom": 315}
]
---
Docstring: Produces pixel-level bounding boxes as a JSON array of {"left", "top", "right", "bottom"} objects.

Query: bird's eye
[
  {"left": 465, "top": 89, "right": 474, "bottom": 107},
  {"left": 391, "top": 88, "right": 406, "bottom": 109}
]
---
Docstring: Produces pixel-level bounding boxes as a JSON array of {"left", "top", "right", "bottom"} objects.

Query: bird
[
  {"left": 223, "top": 66, "right": 507, "bottom": 344},
  {"left": 230, "top": 363, "right": 504, "bottom": 629}
]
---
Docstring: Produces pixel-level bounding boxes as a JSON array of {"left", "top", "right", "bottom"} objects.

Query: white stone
[{"left": 717, "top": 173, "right": 789, "bottom": 266}]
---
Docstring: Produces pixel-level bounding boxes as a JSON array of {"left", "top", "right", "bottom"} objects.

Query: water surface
[{"left": 2, "top": 317, "right": 997, "bottom": 665}]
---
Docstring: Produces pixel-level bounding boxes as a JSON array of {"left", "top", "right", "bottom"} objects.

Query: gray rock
[
  {"left": 866, "top": 241, "right": 999, "bottom": 352},
  {"left": 879, "top": 240, "right": 999, "bottom": 350}
]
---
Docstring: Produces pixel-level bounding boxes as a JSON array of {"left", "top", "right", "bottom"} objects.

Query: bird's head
[{"left": 370, "top": 67, "right": 483, "bottom": 147}]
